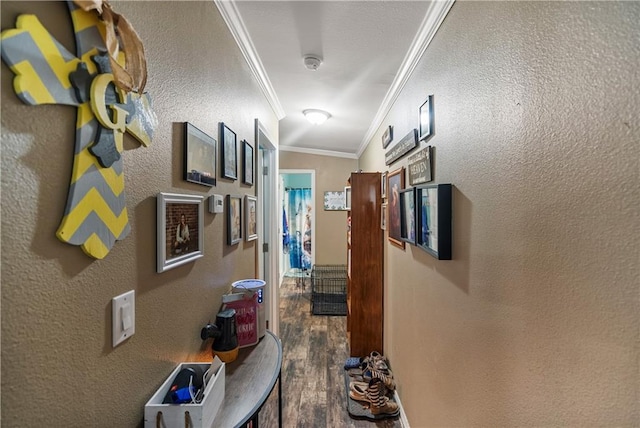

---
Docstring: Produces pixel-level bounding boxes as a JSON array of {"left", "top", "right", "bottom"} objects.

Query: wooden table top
[{"left": 212, "top": 330, "right": 282, "bottom": 427}]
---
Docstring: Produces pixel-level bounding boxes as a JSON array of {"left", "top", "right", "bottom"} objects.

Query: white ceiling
[{"left": 218, "top": 1, "right": 452, "bottom": 158}]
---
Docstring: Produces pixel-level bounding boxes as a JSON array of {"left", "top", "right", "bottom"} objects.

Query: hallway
[{"left": 260, "top": 278, "right": 401, "bottom": 427}]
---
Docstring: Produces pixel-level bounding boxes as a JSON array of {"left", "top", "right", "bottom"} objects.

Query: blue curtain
[{"left": 286, "top": 188, "right": 312, "bottom": 270}]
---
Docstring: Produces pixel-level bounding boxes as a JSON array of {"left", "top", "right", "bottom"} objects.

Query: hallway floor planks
[{"left": 259, "top": 278, "right": 401, "bottom": 427}]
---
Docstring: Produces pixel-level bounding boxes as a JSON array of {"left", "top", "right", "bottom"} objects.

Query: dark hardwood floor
[{"left": 259, "top": 277, "right": 402, "bottom": 427}]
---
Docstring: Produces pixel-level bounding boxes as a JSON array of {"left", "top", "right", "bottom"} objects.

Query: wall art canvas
[
  {"left": 400, "top": 188, "right": 416, "bottom": 244},
  {"left": 245, "top": 195, "right": 257, "bottom": 241},
  {"left": 227, "top": 195, "right": 242, "bottom": 245},
  {"left": 184, "top": 122, "right": 216, "bottom": 186},
  {"left": 415, "top": 183, "right": 453, "bottom": 260},
  {"left": 1, "top": 3, "right": 158, "bottom": 259},
  {"left": 387, "top": 167, "right": 405, "bottom": 248},
  {"left": 243, "top": 140, "right": 254, "bottom": 186},
  {"left": 220, "top": 122, "right": 237, "bottom": 180}
]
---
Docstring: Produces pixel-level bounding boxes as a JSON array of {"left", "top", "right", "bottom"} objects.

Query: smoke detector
[{"left": 303, "top": 55, "right": 323, "bottom": 71}]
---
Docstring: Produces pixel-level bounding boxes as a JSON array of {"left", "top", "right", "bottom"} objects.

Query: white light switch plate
[{"left": 112, "top": 290, "right": 135, "bottom": 347}]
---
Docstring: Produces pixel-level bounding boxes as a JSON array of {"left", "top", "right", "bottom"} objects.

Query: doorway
[
  {"left": 256, "top": 119, "right": 279, "bottom": 336},
  {"left": 279, "top": 170, "right": 315, "bottom": 283}
]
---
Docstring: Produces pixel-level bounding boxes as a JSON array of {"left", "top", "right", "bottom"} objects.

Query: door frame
[
  {"left": 255, "top": 119, "right": 279, "bottom": 336},
  {"left": 279, "top": 169, "right": 316, "bottom": 280}
]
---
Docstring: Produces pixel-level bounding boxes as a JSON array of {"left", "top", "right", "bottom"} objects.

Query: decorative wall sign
[
  {"left": 415, "top": 183, "right": 452, "bottom": 260},
  {"left": 419, "top": 95, "right": 434, "bottom": 141},
  {"left": 184, "top": 122, "right": 216, "bottom": 187},
  {"left": 385, "top": 129, "right": 418, "bottom": 165},
  {"left": 323, "top": 191, "right": 346, "bottom": 211},
  {"left": 382, "top": 125, "right": 393, "bottom": 149},
  {"left": 157, "top": 193, "right": 204, "bottom": 273},
  {"left": 1, "top": 3, "right": 158, "bottom": 259},
  {"left": 408, "top": 146, "right": 433, "bottom": 185}
]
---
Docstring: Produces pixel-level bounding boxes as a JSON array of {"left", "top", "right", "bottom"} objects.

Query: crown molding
[
  {"left": 214, "top": 0, "right": 286, "bottom": 120},
  {"left": 279, "top": 145, "right": 358, "bottom": 160},
  {"left": 356, "top": 0, "right": 455, "bottom": 158}
]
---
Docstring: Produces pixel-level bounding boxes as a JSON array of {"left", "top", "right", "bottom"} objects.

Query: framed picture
[
  {"left": 400, "top": 188, "right": 415, "bottom": 245},
  {"left": 156, "top": 192, "right": 204, "bottom": 273},
  {"left": 220, "top": 122, "right": 237, "bottom": 180},
  {"left": 381, "top": 171, "right": 388, "bottom": 199},
  {"left": 344, "top": 186, "right": 352, "bottom": 210},
  {"left": 242, "top": 140, "right": 254, "bottom": 186},
  {"left": 381, "top": 202, "right": 388, "bottom": 230},
  {"left": 245, "top": 195, "right": 257, "bottom": 241},
  {"left": 419, "top": 95, "right": 434, "bottom": 141},
  {"left": 184, "top": 122, "right": 216, "bottom": 187},
  {"left": 382, "top": 125, "right": 393, "bottom": 148},
  {"left": 387, "top": 167, "right": 405, "bottom": 249},
  {"left": 227, "top": 195, "right": 242, "bottom": 245},
  {"left": 324, "top": 191, "right": 346, "bottom": 211},
  {"left": 415, "top": 183, "right": 452, "bottom": 260}
]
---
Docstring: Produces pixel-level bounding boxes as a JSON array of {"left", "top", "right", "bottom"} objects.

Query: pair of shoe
[
  {"left": 347, "top": 351, "right": 396, "bottom": 391},
  {"left": 349, "top": 377, "right": 399, "bottom": 416}
]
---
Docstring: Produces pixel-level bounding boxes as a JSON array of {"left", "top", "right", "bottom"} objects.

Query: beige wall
[
  {"left": 279, "top": 151, "right": 357, "bottom": 265},
  {"left": 359, "top": 1, "right": 639, "bottom": 425},
  {"left": 1, "top": 1, "right": 278, "bottom": 426}
]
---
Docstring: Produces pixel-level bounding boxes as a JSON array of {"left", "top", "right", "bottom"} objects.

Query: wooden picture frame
[
  {"left": 245, "top": 195, "right": 257, "bottom": 241},
  {"left": 382, "top": 125, "right": 393, "bottom": 148},
  {"left": 415, "top": 183, "right": 452, "bottom": 260},
  {"left": 227, "top": 195, "right": 242, "bottom": 245},
  {"left": 419, "top": 95, "right": 434, "bottom": 141},
  {"left": 184, "top": 122, "right": 216, "bottom": 187},
  {"left": 387, "top": 167, "right": 405, "bottom": 248},
  {"left": 242, "top": 140, "right": 254, "bottom": 186},
  {"left": 400, "top": 187, "right": 415, "bottom": 244},
  {"left": 220, "top": 122, "right": 237, "bottom": 180},
  {"left": 157, "top": 192, "right": 204, "bottom": 273}
]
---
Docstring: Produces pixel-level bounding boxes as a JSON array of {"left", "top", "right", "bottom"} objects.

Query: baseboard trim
[{"left": 394, "top": 390, "right": 410, "bottom": 428}]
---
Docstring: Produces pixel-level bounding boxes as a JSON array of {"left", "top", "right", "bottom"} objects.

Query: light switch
[{"left": 112, "top": 290, "right": 135, "bottom": 347}]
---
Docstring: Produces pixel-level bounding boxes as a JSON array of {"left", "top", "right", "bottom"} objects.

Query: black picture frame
[
  {"left": 400, "top": 187, "right": 415, "bottom": 245},
  {"left": 387, "top": 167, "right": 405, "bottom": 249},
  {"left": 242, "top": 140, "right": 254, "bottom": 186},
  {"left": 220, "top": 122, "right": 237, "bottom": 180},
  {"left": 226, "top": 195, "right": 242, "bottom": 245},
  {"left": 415, "top": 183, "right": 452, "bottom": 260},
  {"left": 382, "top": 125, "right": 393, "bottom": 148},
  {"left": 184, "top": 123, "right": 216, "bottom": 187},
  {"left": 419, "top": 95, "right": 434, "bottom": 141}
]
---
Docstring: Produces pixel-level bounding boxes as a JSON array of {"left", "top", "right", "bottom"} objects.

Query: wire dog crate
[{"left": 311, "top": 264, "right": 347, "bottom": 316}]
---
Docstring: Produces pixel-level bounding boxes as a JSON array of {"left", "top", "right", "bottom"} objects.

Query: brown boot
[{"left": 365, "top": 378, "right": 399, "bottom": 416}]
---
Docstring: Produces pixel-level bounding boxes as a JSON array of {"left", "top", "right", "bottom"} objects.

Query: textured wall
[
  {"left": 359, "top": 1, "right": 639, "bottom": 425},
  {"left": 279, "top": 151, "right": 357, "bottom": 265},
  {"left": 1, "top": 1, "right": 278, "bottom": 426}
]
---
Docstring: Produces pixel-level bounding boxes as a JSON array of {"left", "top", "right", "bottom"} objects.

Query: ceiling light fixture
[{"left": 303, "top": 109, "right": 331, "bottom": 125}]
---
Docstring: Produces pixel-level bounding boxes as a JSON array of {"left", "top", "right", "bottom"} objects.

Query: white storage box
[{"left": 144, "top": 357, "right": 225, "bottom": 428}]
